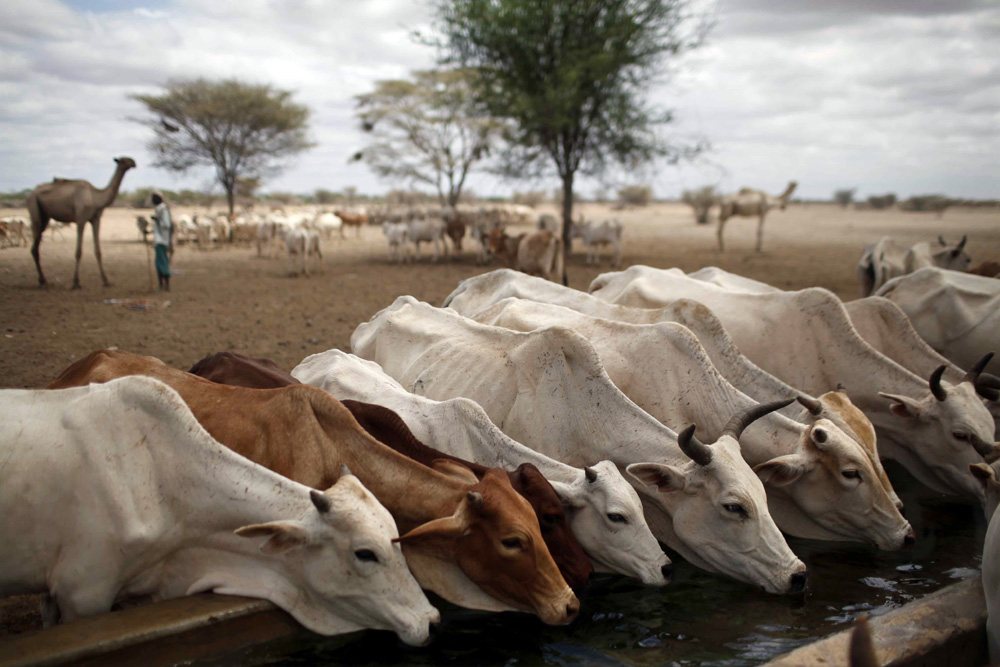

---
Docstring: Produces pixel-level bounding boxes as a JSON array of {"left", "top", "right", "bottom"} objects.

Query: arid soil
[{"left": 0, "top": 201, "right": 998, "bottom": 636}]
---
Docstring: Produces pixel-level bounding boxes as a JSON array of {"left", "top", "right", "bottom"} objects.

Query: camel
[
  {"left": 26, "top": 156, "right": 136, "bottom": 288},
  {"left": 716, "top": 181, "right": 797, "bottom": 252}
]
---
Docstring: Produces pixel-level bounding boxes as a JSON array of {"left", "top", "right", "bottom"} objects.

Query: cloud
[{"left": 0, "top": 0, "right": 997, "bottom": 200}]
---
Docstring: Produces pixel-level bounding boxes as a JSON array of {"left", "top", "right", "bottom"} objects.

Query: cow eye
[
  {"left": 952, "top": 431, "right": 970, "bottom": 442},
  {"left": 354, "top": 549, "right": 378, "bottom": 563},
  {"left": 723, "top": 503, "right": 747, "bottom": 518},
  {"left": 501, "top": 537, "right": 524, "bottom": 550},
  {"left": 842, "top": 470, "right": 861, "bottom": 480},
  {"left": 607, "top": 513, "right": 628, "bottom": 524}
]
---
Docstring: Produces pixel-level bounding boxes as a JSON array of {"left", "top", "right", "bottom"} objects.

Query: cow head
[
  {"left": 235, "top": 469, "right": 439, "bottom": 646},
  {"left": 509, "top": 462, "right": 594, "bottom": 590},
  {"left": 879, "top": 355, "right": 999, "bottom": 501},
  {"left": 754, "top": 419, "right": 914, "bottom": 550},
  {"left": 396, "top": 468, "right": 579, "bottom": 626},
  {"left": 548, "top": 460, "right": 672, "bottom": 586},
  {"left": 626, "top": 401, "right": 808, "bottom": 595},
  {"left": 933, "top": 234, "right": 971, "bottom": 271}
]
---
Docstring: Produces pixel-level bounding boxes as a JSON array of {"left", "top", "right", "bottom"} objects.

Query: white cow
[
  {"left": 352, "top": 297, "right": 807, "bottom": 594},
  {"left": 292, "top": 350, "right": 672, "bottom": 586},
  {"left": 0, "top": 376, "right": 438, "bottom": 645},
  {"left": 571, "top": 219, "right": 623, "bottom": 267},
  {"left": 472, "top": 297, "right": 912, "bottom": 549},
  {"left": 443, "top": 270, "right": 903, "bottom": 510},
  {"left": 877, "top": 267, "right": 1000, "bottom": 375},
  {"left": 857, "top": 235, "right": 970, "bottom": 297},
  {"left": 589, "top": 265, "right": 1000, "bottom": 502},
  {"left": 407, "top": 217, "right": 449, "bottom": 262},
  {"left": 688, "top": 266, "right": 779, "bottom": 294},
  {"left": 0, "top": 216, "right": 29, "bottom": 247},
  {"left": 285, "top": 227, "right": 322, "bottom": 276},
  {"left": 314, "top": 212, "right": 344, "bottom": 240},
  {"left": 971, "top": 460, "right": 1000, "bottom": 663},
  {"left": 193, "top": 214, "right": 214, "bottom": 248},
  {"left": 382, "top": 222, "right": 410, "bottom": 263}
]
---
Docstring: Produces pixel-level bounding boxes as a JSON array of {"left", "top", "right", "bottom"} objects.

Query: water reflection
[{"left": 228, "top": 463, "right": 986, "bottom": 667}]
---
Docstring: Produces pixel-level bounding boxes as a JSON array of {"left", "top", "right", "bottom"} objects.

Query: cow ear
[
  {"left": 878, "top": 392, "right": 922, "bottom": 419},
  {"left": 431, "top": 459, "right": 480, "bottom": 485},
  {"left": 626, "top": 463, "right": 686, "bottom": 492},
  {"left": 235, "top": 521, "right": 310, "bottom": 555},
  {"left": 548, "top": 480, "right": 586, "bottom": 510},
  {"left": 754, "top": 455, "right": 807, "bottom": 487},
  {"left": 393, "top": 515, "right": 465, "bottom": 548}
]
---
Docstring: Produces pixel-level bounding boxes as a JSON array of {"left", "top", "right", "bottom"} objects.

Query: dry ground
[
  {"left": 0, "top": 201, "right": 998, "bottom": 635},
  {"left": 2, "top": 202, "right": 999, "bottom": 391}
]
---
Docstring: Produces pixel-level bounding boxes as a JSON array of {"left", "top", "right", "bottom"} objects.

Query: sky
[{"left": 1, "top": 0, "right": 998, "bottom": 201}]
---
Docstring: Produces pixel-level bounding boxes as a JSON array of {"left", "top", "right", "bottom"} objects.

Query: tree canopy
[
  {"left": 431, "top": 0, "right": 710, "bottom": 281},
  {"left": 132, "top": 79, "right": 313, "bottom": 215},
  {"left": 356, "top": 68, "right": 499, "bottom": 207}
]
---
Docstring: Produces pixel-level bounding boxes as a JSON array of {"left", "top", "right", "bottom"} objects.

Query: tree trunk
[
  {"left": 560, "top": 173, "right": 574, "bottom": 286},
  {"left": 225, "top": 185, "right": 235, "bottom": 218}
]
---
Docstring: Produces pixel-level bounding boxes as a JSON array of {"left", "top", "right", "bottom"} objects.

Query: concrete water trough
[{"left": 0, "top": 576, "right": 988, "bottom": 666}]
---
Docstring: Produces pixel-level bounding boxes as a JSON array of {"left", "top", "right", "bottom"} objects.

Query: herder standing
[{"left": 150, "top": 192, "right": 173, "bottom": 291}]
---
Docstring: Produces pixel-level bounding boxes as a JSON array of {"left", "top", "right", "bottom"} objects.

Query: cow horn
[
  {"left": 339, "top": 463, "right": 353, "bottom": 478},
  {"left": 938, "top": 235, "right": 947, "bottom": 246},
  {"left": 677, "top": 424, "right": 712, "bottom": 466},
  {"left": 963, "top": 352, "right": 994, "bottom": 386},
  {"left": 836, "top": 383, "right": 847, "bottom": 393},
  {"left": 723, "top": 398, "right": 795, "bottom": 440},
  {"left": 958, "top": 234, "right": 967, "bottom": 250},
  {"left": 970, "top": 434, "right": 1000, "bottom": 462},
  {"left": 310, "top": 489, "right": 332, "bottom": 514},
  {"left": 929, "top": 365, "right": 947, "bottom": 401},
  {"left": 467, "top": 491, "right": 484, "bottom": 511},
  {"left": 797, "top": 395, "right": 823, "bottom": 416},
  {"left": 584, "top": 466, "right": 598, "bottom": 483}
]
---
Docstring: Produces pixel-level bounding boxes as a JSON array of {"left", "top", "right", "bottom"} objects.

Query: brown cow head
[
  {"left": 396, "top": 468, "right": 579, "bottom": 625},
  {"left": 509, "top": 463, "right": 593, "bottom": 590}
]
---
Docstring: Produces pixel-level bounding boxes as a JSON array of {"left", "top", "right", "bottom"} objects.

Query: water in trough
[{"left": 223, "top": 462, "right": 986, "bottom": 666}]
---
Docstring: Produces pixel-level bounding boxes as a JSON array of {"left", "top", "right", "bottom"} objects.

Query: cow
[
  {"left": 857, "top": 235, "right": 970, "bottom": 297},
  {"left": 968, "top": 260, "right": 1000, "bottom": 278},
  {"left": 382, "top": 222, "right": 410, "bottom": 263},
  {"left": 488, "top": 228, "right": 564, "bottom": 283},
  {"left": 352, "top": 297, "right": 808, "bottom": 594},
  {"left": 445, "top": 215, "right": 467, "bottom": 253},
  {"left": 687, "top": 266, "right": 778, "bottom": 293},
  {"left": 570, "top": 219, "right": 623, "bottom": 267},
  {"left": 441, "top": 270, "right": 900, "bottom": 511},
  {"left": 335, "top": 210, "right": 369, "bottom": 237},
  {"left": 588, "top": 265, "right": 1000, "bottom": 502},
  {"left": 406, "top": 217, "right": 449, "bottom": 262},
  {"left": 970, "top": 460, "right": 1000, "bottom": 663},
  {"left": 1, "top": 376, "right": 438, "bottom": 645},
  {"left": 186, "top": 351, "right": 596, "bottom": 591},
  {"left": 293, "top": 349, "right": 673, "bottom": 587},
  {"left": 876, "top": 267, "right": 1000, "bottom": 375},
  {"left": 135, "top": 215, "right": 151, "bottom": 243},
  {"left": 284, "top": 226, "right": 322, "bottom": 276},
  {"left": 48, "top": 350, "right": 579, "bottom": 625},
  {"left": 472, "top": 297, "right": 913, "bottom": 549}
]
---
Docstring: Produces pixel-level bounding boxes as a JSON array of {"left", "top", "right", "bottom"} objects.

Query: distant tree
[
  {"left": 315, "top": 188, "right": 338, "bottom": 205},
  {"left": 356, "top": 68, "right": 500, "bottom": 208},
  {"left": 681, "top": 185, "right": 717, "bottom": 224},
  {"left": 343, "top": 186, "right": 358, "bottom": 206},
  {"left": 900, "top": 194, "right": 952, "bottom": 217},
  {"left": 512, "top": 191, "right": 547, "bottom": 208},
  {"left": 432, "top": 0, "right": 710, "bottom": 282},
  {"left": 834, "top": 188, "right": 856, "bottom": 209},
  {"left": 619, "top": 185, "right": 654, "bottom": 207},
  {"left": 867, "top": 193, "right": 897, "bottom": 210},
  {"left": 132, "top": 78, "right": 314, "bottom": 217}
]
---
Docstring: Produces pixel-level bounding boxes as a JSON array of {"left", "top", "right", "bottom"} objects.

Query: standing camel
[
  {"left": 716, "top": 181, "right": 797, "bottom": 252},
  {"left": 27, "top": 157, "right": 136, "bottom": 288}
]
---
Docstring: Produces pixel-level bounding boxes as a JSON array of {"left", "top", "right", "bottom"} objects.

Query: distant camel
[
  {"left": 716, "top": 181, "right": 797, "bottom": 252},
  {"left": 27, "top": 157, "right": 136, "bottom": 288}
]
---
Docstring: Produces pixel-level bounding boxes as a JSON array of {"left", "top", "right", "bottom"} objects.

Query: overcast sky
[{"left": 1, "top": 0, "right": 997, "bottom": 200}]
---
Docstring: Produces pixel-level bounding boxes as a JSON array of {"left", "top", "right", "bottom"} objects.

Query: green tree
[
  {"left": 432, "top": 0, "right": 709, "bottom": 282},
  {"left": 132, "top": 79, "right": 313, "bottom": 216},
  {"left": 356, "top": 68, "right": 499, "bottom": 207},
  {"left": 833, "top": 188, "right": 856, "bottom": 209}
]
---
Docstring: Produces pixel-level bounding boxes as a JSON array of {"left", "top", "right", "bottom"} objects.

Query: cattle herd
[{"left": 1, "top": 229, "right": 999, "bottom": 661}]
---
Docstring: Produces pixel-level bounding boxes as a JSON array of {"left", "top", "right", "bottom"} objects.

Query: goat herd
[{"left": 2, "top": 227, "right": 999, "bottom": 662}]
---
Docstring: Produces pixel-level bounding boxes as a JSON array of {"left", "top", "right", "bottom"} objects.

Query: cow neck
[{"left": 307, "top": 392, "right": 467, "bottom": 530}]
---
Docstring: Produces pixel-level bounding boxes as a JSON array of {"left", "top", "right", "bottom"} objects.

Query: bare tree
[
  {"left": 834, "top": 188, "right": 856, "bottom": 209},
  {"left": 682, "top": 186, "right": 717, "bottom": 224}
]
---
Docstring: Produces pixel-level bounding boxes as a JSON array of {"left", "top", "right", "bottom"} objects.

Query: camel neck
[{"left": 97, "top": 165, "right": 129, "bottom": 206}]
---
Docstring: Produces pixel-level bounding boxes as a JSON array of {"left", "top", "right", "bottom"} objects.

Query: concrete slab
[{"left": 765, "top": 576, "right": 987, "bottom": 667}]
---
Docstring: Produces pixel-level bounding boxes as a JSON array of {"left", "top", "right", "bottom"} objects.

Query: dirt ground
[{"left": 0, "top": 201, "right": 998, "bottom": 636}]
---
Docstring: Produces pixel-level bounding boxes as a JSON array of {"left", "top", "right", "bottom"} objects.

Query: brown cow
[
  {"left": 488, "top": 228, "right": 564, "bottom": 283},
  {"left": 49, "top": 350, "right": 579, "bottom": 625},
  {"left": 334, "top": 211, "right": 369, "bottom": 238},
  {"left": 186, "top": 352, "right": 594, "bottom": 590},
  {"left": 968, "top": 260, "right": 1000, "bottom": 278}
]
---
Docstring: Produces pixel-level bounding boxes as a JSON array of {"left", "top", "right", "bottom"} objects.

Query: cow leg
[
  {"left": 39, "top": 594, "right": 60, "bottom": 628},
  {"left": 716, "top": 218, "right": 727, "bottom": 252},
  {"left": 91, "top": 215, "right": 111, "bottom": 286},
  {"left": 613, "top": 242, "right": 621, "bottom": 268},
  {"left": 432, "top": 237, "right": 440, "bottom": 263},
  {"left": 756, "top": 214, "right": 766, "bottom": 252},
  {"left": 71, "top": 222, "right": 86, "bottom": 289}
]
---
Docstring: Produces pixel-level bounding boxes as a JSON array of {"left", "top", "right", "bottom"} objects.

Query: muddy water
[{"left": 226, "top": 463, "right": 986, "bottom": 667}]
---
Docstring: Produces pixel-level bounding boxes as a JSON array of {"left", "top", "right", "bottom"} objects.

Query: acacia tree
[
  {"left": 356, "top": 69, "right": 498, "bottom": 207},
  {"left": 132, "top": 79, "right": 313, "bottom": 216},
  {"left": 432, "top": 0, "right": 709, "bottom": 282}
]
